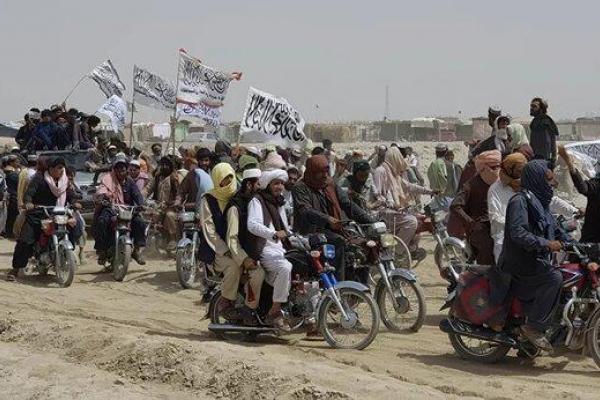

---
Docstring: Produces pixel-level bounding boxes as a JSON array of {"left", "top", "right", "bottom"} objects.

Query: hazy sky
[{"left": 2, "top": 1, "right": 600, "bottom": 123}]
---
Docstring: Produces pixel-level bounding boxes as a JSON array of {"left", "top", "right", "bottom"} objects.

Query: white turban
[{"left": 259, "top": 169, "right": 288, "bottom": 190}]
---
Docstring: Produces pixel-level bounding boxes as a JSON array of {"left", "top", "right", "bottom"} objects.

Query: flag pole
[
  {"left": 63, "top": 74, "right": 87, "bottom": 104},
  {"left": 129, "top": 96, "right": 135, "bottom": 148},
  {"left": 171, "top": 51, "right": 181, "bottom": 156}
]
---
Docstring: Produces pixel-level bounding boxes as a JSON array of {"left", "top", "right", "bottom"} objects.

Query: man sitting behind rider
[
  {"left": 128, "top": 159, "right": 151, "bottom": 199},
  {"left": 247, "top": 169, "right": 292, "bottom": 330},
  {"left": 8, "top": 156, "right": 82, "bottom": 281},
  {"left": 499, "top": 160, "right": 570, "bottom": 351},
  {"left": 201, "top": 163, "right": 264, "bottom": 323},
  {"left": 93, "top": 155, "right": 146, "bottom": 266}
]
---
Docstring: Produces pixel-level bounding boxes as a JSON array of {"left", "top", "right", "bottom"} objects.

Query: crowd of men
[{"left": 3, "top": 97, "right": 600, "bottom": 340}]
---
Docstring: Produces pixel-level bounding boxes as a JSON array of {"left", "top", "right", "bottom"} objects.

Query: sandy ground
[
  {"left": 0, "top": 140, "right": 593, "bottom": 399},
  {"left": 0, "top": 233, "right": 599, "bottom": 400}
]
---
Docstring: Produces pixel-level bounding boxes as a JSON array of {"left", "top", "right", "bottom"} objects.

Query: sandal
[{"left": 265, "top": 311, "right": 291, "bottom": 332}]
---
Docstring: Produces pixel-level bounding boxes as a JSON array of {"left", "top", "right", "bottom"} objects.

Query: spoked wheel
[
  {"left": 176, "top": 243, "right": 198, "bottom": 289},
  {"left": 55, "top": 246, "right": 76, "bottom": 288},
  {"left": 586, "top": 311, "right": 600, "bottom": 369},
  {"left": 375, "top": 276, "right": 426, "bottom": 333},
  {"left": 208, "top": 291, "right": 248, "bottom": 341},
  {"left": 447, "top": 316, "right": 510, "bottom": 363},
  {"left": 318, "top": 287, "right": 380, "bottom": 350},
  {"left": 112, "top": 240, "right": 131, "bottom": 282}
]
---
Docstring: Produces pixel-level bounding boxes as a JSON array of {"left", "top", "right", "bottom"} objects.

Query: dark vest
[{"left": 240, "top": 194, "right": 277, "bottom": 261}]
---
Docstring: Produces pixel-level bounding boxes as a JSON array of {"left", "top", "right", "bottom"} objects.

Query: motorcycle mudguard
[
  {"left": 334, "top": 280, "right": 371, "bottom": 293},
  {"left": 387, "top": 268, "right": 417, "bottom": 283},
  {"left": 442, "top": 236, "right": 470, "bottom": 257},
  {"left": 59, "top": 239, "right": 74, "bottom": 251},
  {"left": 440, "top": 289, "right": 456, "bottom": 311},
  {"left": 119, "top": 234, "right": 133, "bottom": 246},
  {"left": 177, "top": 237, "right": 193, "bottom": 250}
]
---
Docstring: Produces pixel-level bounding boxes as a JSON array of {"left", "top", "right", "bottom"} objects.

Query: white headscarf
[{"left": 259, "top": 169, "right": 288, "bottom": 190}]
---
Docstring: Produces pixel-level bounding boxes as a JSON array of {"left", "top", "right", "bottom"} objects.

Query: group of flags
[{"left": 87, "top": 50, "right": 307, "bottom": 147}]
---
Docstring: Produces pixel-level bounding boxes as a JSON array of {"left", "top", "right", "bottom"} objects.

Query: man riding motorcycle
[
  {"left": 9, "top": 156, "right": 82, "bottom": 281},
  {"left": 200, "top": 163, "right": 265, "bottom": 322},
  {"left": 147, "top": 156, "right": 180, "bottom": 250},
  {"left": 292, "top": 155, "right": 375, "bottom": 282},
  {"left": 93, "top": 155, "right": 147, "bottom": 266}
]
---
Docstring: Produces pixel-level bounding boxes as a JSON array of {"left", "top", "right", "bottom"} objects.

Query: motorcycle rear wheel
[
  {"left": 447, "top": 315, "right": 510, "bottom": 363},
  {"left": 208, "top": 291, "right": 250, "bottom": 341},
  {"left": 112, "top": 241, "right": 131, "bottom": 282},
  {"left": 375, "top": 276, "right": 426, "bottom": 333},
  {"left": 55, "top": 247, "right": 76, "bottom": 288},
  {"left": 318, "top": 287, "right": 380, "bottom": 350},
  {"left": 176, "top": 244, "right": 197, "bottom": 289}
]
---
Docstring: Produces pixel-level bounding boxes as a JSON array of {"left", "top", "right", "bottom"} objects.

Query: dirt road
[{"left": 0, "top": 236, "right": 598, "bottom": 400}]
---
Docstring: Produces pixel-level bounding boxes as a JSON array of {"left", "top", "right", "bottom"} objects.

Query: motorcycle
[
  {"left": 175, "top": 208, "right": 202, "bottom": 289},
  {"left": 208, "top": 234, "right": 381, "bottom": 350},
  {"left": 143, "top": 200, "right": 173, "bottom": 259},
  {"left": 439, "top": 243, "right": 600, "bottom": 367},
  {"left": 30, "top": 206, "right": 78, "bottom": 287},
  {"left": 423, "top": 204, "right": 471, "bottom": 273},
  {"left": 102, "top": 204, "right": 141, "bottom": 282},
  {"left": 344, "top": 220, "right": 426, "bottom": 332}
]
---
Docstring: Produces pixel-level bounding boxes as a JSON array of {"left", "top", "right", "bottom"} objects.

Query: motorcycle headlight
[
  {"left": 54, "top": 215, "right": 68, "bottom": 225},
  {"left": 322, "top": 244, "right": 336, "bottom": 260},
  {"left": 372, "top": 221, "right": 387, "bottom": 234},
  {"left": 434, "top": 210, "right": 447, "bottom": 223},
  {"left": 380, "top": 233, "right": 396, "bottom": 248},
  {"left": 179, "top": 212, "right": 195, "bottom": 223}
]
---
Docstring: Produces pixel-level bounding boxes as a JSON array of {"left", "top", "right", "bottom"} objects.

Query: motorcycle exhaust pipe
[{"left": 439, "top": 318, "right": 518, "bottom": 347}]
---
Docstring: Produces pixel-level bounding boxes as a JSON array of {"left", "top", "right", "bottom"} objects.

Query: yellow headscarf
[{"left": 209, "top": 162, "right": 237, "bottom": 210}]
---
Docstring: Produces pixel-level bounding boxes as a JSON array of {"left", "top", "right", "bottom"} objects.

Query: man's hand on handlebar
[
  {"left": 548, "top": 240, "right": 563, "bottom": 252},
  {"left": 25, "top": 203, "right": 34, "bottom": 211},
  {"left": 328, "top": 217, "right": 343, "bottom": 231},
  {"left": 274, "top": 230, "right": 287, "bottom": 240}
]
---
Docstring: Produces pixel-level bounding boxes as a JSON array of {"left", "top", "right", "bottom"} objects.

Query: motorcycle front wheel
[
  {"left": 434, "top": 242, "right": 469, "bottom": 270},
  {"left": 586, "top": 310, "right": 600, "bottom": 369},
  {"left": 375, "top": 276, "right": 426, "bottom": 333},
  {"left": 318, "top": 287, "right": 380, "bottom": 350},
  {"left": 112, "top": 239, "right": 131, "bottom": 282},
  {"left": 55, "top": 246, "right": 76, "bottom": 288},
  {"left": 176, "top": 243, "right": 197, "bottom": 289}
]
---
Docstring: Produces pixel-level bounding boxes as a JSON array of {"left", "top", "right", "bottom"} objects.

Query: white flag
[
  {"left": 239, "top": 87, "right": 306, "bottom": 147},
  {"left": 133, "top": 65, "right": 176, "bottom": 111},
  {"left": 176, "top": 49, "right": 235, "bottom": 126},
  {"left": 176, "top": 103, "right": 222, "bottom": 128},
  {"left": 90, "top": 60, "right": 126, "bottom": 98},
  {"left": 564, "top": 140, "right": 600, "bottom": 178},
  {"left": 97, "top": 95, "right": 127, "bottom": 133}
]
